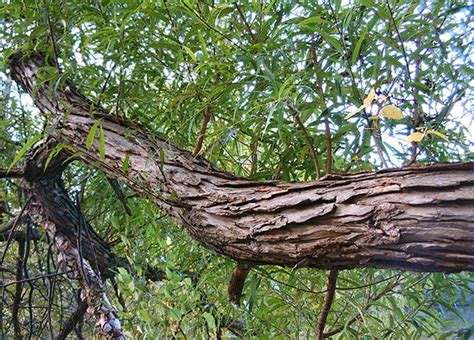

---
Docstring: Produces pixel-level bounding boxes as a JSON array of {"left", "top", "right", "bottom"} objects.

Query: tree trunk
[{"left": 9, "top": 51, "right": 474, "bottom": 273}]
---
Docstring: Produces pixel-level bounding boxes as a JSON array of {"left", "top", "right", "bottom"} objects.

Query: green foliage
[{"left": 0, "top": 0, "right": 472, "bottom": 338}]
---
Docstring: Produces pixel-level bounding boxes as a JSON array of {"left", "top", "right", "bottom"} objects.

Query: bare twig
[
  {"left": 46, "top": 13, "right": 60, "bottom": 68},
  {"left": 315, "top": 270, "right": 339, "bottom": 339},
  {"left": 234, "top": 3, "right": 257, "bottom": 43},
  {"left": 288, "top": 104, "right": 321, "bottom": 179}
]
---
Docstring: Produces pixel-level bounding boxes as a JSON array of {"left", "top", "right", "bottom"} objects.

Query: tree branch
[
  {"left": 315, "top": 270, "right": 338, "bottom": 339},
  {"left": 0, "top": 167, "right": 24, "bottom": 179},
  {"left": 8, "top": 51, "right": 474, "bottom": 273}
]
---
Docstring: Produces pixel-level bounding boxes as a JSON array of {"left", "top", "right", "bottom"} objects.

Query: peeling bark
[
  {"left": 25, "top": 145, "right": 125, "bottom": 339},
  {"left": 9, "top": 51, "right": 474, "bottom": 273}
]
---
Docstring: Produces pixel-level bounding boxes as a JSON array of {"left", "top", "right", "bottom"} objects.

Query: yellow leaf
[
  {"left": 426, "top": 129, "right": 448, "bottom": 141},
  {"left": 363, "top": 88, "right": 376, "bottom": 107},
  {"left": 380, "top": 105, "right": 404, "bottom": 120},
  {"left": 345, "top": 105, "right": 365, "bottom": 120},
  {"left": 378, "top": 95, "right": 388, "bottom": 102},
  {"left": 407, "top": 132, "right": 424, "bottom": 143}
]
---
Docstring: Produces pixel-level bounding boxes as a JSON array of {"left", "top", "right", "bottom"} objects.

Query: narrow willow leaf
[
  {"left": 426, "top": 129, "right": 449, "bottom": 141},
  {"left": 122, "top": 154, "right": 130, "bottom": 172},
  {"left": 182, "top": 46, "right": 197, "bottom": 62},
  {"left": 86, "top": 120, "right": 101, "bottom": 150},
  {"left": 320, "top": 32, "right": 344, "bottom": 54},
  {"left": 351, "top": 33, "right": 367, "bottom": 64},
  {"left": 345, "top": 105, "right": 365, "bottom": 120},
  {"left": 363, "top": 88, "right": 376, "bottom": 107},
  {"left": 380, "top": 105, "right": 403, "bottom": 119},
  {"left": 407, "top": 132, "right": 424, "bottom": 143},
  {"left": 99, "top": 124, "right": 105, "bottom": 159},
  {"left": 202, "top": 312, "right": 216, "bottom": 330},
  {"left": 277, "top": 75, "right": 295, "bottom": 98},
  {"left": 298, "top": 16, "right": 329, "bottom": 25},
  {"left": 8, "top": 133, "right": 42, "bottom": 171},
  {"left": 159, "top": 148, "right": 165, "bottom": 171}
]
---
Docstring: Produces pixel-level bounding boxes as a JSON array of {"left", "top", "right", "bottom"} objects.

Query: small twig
[
  {"left": 0, "top": 197, "right": 31, "bottom": 266},
  {"left": 107, "top": 178, "right": 132, "bottom": 216},
  {"left": 181, "top": 2, "right": 250, "bottom": 55},
  {"left": 0, "top": 167, "right": 24, "bottom": 179},
  {"left": 323, "top": 277, "right": 399, "bottom": 338},
  {"left": 192, "top": 106, "right": 211, "bottom": 157},
  {"left": 234, "top": 3, "right": 257, "bottom": 43},
  {"left": 46, "top": 13, "right": 60, "bottom": 68},
  {"left": 287, "top": 104, "right": 321, "bottom": 179},
  {"left": 386, "top": 1, "right": 412, "bottom": 82},
  {"left": 315, "top": 270, "right": 339, "bottom": 339},
  {"left": 1, "top": 270, "right": 74, "bottom": 289},
  {"left": 324, "top": 117, "right": 332, "bottom": 175}
]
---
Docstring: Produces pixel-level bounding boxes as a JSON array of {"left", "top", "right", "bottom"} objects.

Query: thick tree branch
[{"left": 8, "top": 51, "right": 474, "bottom": 273}]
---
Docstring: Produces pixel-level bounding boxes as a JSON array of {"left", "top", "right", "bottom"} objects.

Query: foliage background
[{"left": 0, "top": 0, "right": 473, "bottom": 338}]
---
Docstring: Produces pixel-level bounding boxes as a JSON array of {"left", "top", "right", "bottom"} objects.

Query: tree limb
[
  {"left": 315, "top": 269, "right": 338, "bottom": 339},
  {"left": 8, "top": 51, "right": 474, "bottom": 273}
]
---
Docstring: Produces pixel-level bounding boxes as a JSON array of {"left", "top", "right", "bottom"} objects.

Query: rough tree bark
[{"left": 9, "top": 51, "right": 474, "bottom": 273}]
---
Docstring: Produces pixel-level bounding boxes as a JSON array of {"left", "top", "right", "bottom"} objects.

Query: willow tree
[{"left": 1, "top": 0, "right": 473, "bottom": 338}]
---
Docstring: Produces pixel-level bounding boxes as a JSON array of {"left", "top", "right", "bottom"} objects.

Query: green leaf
[
  {"left": 297, "top": 16, "right": 330, "bottom": 26},
  {"left": 202, "top": 312, "right": 216, "bottom": 330},
  {"left": 320, "top": 32, "right": 344, "bottom": 54},
  {"left": 86, "top": 120, "right": 101, "bottom": 150},
  {"left": 352, "top": 33, "right": 367, "bottom": 64},
  {"left": 8, "top": 133, "right": 42, "bottom": 171},
  {"left": 99, "top": 124, "right": 105, "bottom": 159},
  {"left": 182, "top": 46, "right": 197, "bottom": 62},
  {"left": 159, "top": 148, "right": 165, "bottom": 171},
  {"left": 122, "top": 154, "right": 130, "bottom": 172}
]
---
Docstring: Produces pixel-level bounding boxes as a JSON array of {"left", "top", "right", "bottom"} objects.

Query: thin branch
[
  {"left": 192, "top": 106, "right": 211, "bottom": 157},
  {"left": 181, "top": 1, "right": 250, "bottom": 55},
  {"left": 0, "top": 168, "right": 24, "bottom": 179},
  {"left": 0, "top": 197, "right": 31, "bottom": 266},
  {"left": 324, "top": 118, "right": 332, "bottom": 175},
  {"left": 234, "top": 3, "right": 257, "bottom": 43},
  {"left": 107, "top": 178, "right": 132, "bottom": 216},
  {"left": 323, "top": 277, "right": 400, "bottom": 338},
  {"left": 327, "top": 3, "right": 388, "bottom": 168},
  {"left": 385, "top": 1, "right": 412, "bottom": 82},
  {"left": 0, "top": 270, "right": 74, "bottom": 289},
  {"left": 46, "top": 12, "right": 60, "bottom": 68},
  {"left": 56, "top": 300, "right": 88, "bottom": 340},
  {"left": 315, "top": 270, "right": 339, "bottom": 339},
  {"left": 288, "top": 104, "right": 321, "bottom": 179}
]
